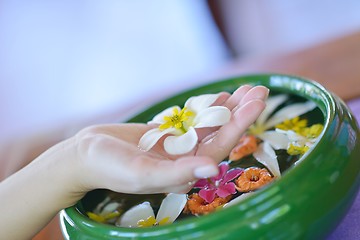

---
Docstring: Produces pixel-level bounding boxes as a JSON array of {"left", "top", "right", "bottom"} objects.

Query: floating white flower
[
  {"left": 249, "top": 95, "right": 317, "bottom": 177},
  {"left": 139, "top": 93, "right": 231, "bottom": 155},
  {"left": 86, "top": 197, "right": 122, "bottom": 223},
  {"left": 249, "top": 94, "right": 317, "bottom": 136},
  {"left": 117, "top": 193, "right": 187, "bottom": 228},
  {"left": 276, "top": 123, "right": 324, "bottom": 157}
]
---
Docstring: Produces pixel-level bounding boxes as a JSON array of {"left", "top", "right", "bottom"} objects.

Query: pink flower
[{"left": 194, "top": 162, "right": 243, "bottom": 203}]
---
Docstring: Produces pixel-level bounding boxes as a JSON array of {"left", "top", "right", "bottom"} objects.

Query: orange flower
[
  {"left": 229, "top": 135, "right": 258, "bottom": 161},
  {"left": 235, "top": 167, "right": 274, "bottom": 192},
  {"left": 184, "top": 193, "right": 231, "bottom": 215}
]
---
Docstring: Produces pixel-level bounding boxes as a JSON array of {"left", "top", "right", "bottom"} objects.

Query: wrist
[
  {"left": 0, "top": 137, "right": 86, "bottom": 239},
  {"left": 41, "top": 136, "right": 89, "bottom": 207}
]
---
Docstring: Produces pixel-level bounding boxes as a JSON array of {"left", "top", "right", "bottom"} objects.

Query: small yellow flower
[
  {"left": 159, "top": 107, "right": 194, "bottom": 132},
  {"left": 137, "top": 216, "right": 157, "bottom": 227},
  {"left": 276, "top": 122, "right": 324, "bottom": 157},
  {"left": 87, "top": 211, "right": 121, "bottom": 223},
  {"left": 287, "top": 143, "right": 310, "bottom": 155},
  {"left": 300, "top": 124, "right": 324, "bottom": 138},
  {"left": 137, "top": 216, "right": 170, "bottom": 227},
  {"left": 276, "top": 117, "right": 308, "bottom": 134}
]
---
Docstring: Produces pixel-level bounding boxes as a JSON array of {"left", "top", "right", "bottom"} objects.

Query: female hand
[
  {"left": 73, "top": 85, "right": 269, "bottom": 195},
  {"left": 0, "top": 85, "right": 268, "bottom": 239}
]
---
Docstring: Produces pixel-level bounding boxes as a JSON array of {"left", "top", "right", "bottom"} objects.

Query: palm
[
  {"left": 104, "top": 85, "right": 268, "bottom": 162},
  {"left": 80, "top": 85, "right": 268, "bottom": 194}
]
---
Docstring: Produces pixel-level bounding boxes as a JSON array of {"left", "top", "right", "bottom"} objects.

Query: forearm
[{"left": 0, "top": 137, "right": 85, "bottom": 240}]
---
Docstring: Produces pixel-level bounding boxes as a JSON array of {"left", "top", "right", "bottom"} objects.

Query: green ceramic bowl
[{"left": 60, "top": 74, "right": 360, "bottom": 239}]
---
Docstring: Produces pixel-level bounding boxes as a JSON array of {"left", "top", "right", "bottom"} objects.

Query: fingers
[
  {"left": 123, "top": 155, "right": 219, "bottom": 194},
  {"left": 196, "top": 99, "right": 266, "bottom": 162},
  {"left": 78, "top": 131, "right": 220, "bottom": 194},
  {"left": 232, "top": 85, "right": 269, "bottom": 113},
  {"left": 223, "top": 85, "right": 252, "bottom": 110},
  {"left": 212, "top": 92, "right": 231, "bottom": 106},
  {"left": 239, "top": 85, "right": 269, "bottom": 105},
  {"left": 196, "top": 85, "right": 267, "bottom": 142},
  {"left": 195, "top": 85, "right": 268, "bottom": 161}
]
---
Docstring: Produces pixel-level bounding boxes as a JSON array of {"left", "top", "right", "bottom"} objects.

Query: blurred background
[
  {"left": 1, "top": 0, "right": 360, "bottom": 141},
  {"left": 1, "top": 1, "right": 360, "bottom": 239}
]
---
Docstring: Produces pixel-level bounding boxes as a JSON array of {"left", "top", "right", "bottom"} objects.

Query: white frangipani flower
[
  {"left": 249, "top": 94, "right": 317, "bottom": 136},
  {"left": 117, "top": 193, "right": 187, "bottom": 228},
  {"left": 87, "top": 197, "right": 122, "bottom": 223},
  {"left": 276, "top": 123, "right": 323, "bottom": 157},
  {"left": 249, "top": 95, "right": 317, "bottom": 177},
  {"left": 139, "top": 93, "right": 231, "bottom": 155},
  {"left": 253, "top": 142, "right": 282, "bottom": 178}
]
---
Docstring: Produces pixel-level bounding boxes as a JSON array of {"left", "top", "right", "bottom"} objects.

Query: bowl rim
[{"left": 61, "top": 73, "right": 336, "bottom": 237}]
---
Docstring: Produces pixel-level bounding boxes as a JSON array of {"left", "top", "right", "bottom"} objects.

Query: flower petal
[
  {"left": 199, "top": 189, "right": 217, "bottom": 203},
  {"left": 185, "top": 93, "right": 221, "bottom": 114},
  {"left": 164, "top": 127, "right": 198, "bottom": 155},
  {"left": 101, "top": 202, "right": 121, "bottom": 215},
  {"left": 253, "top": 142, "right": 281, "bottom": 178},
  {"left": 156, "top": 193, "right": 187, "bottom": 224},
  {"left": 265, "top": 101, "right": 316, "bottom": 129},
  {"left": 193, "top": 178, "right": 210, "bottom": 188},
  {"left": 93, "top": 196, "right": 111, "bottom": 214},
  {"left": 223, "top": 192, "right": 255, "bottom": 208},
  {"left": 256, "top": 94, "right": 288, "bottom": 126},
  {"left": 117, "top": 202, "right": 155, "bottom": 228},
  {"left": 216, "top": 182, "right": 237, "bottom": 198},
  {"left": 215, "top": 162, "right": 230, "bottom": 181},
  {"left": 138, "top": 128, "right": 176, "bottom": 151},
  {"left": 258, "top": 131, "right": 289, "bottom": 150},
  {"left": 222, "top": 168, "right": 243, "bottom": 183},
  {"left": 148, "top": 106, "right": 181, "bottom": 124},
  {"left": 193, "top": 106, "right": 231, "bottom": 128},
  {"left": 276, "top": 129, "right": 307, "bottom": 144}
]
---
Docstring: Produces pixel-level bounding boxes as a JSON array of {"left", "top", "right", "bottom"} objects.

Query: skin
[{"left": 0, "top": 85, "right": 268, "bottom": 239}]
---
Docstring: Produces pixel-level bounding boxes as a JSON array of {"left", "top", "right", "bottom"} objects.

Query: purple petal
[
  {"left": 215, "top": 163, "right": 230, "bottom": 181},
  {"left": 199, "top": 189, "right": 216, "bottom": 203},
  {"left": 216, "top": 183, "right": 237, "bottom": 198},
  {"left": 193, "top": 179, "right": 210, "bottom": 188},
  {"left": 222, "top": 168, "right": 243, "bottom": 183}
]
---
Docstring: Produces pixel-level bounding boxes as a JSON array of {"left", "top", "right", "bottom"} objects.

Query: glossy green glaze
[{"left": 60, "top": 74, "right": 360, "bottom": 239}]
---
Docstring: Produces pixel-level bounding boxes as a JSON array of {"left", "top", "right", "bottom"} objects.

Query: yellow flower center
[
  {"left": 287, "top": 143, "right": 310, "bottom": 156},
  {"left": 137, "top": 216, "right": 170, "bottom": 227},
  {"left": 276, "top": 117, "right": 308, "bottom": 134},
  {"left": 87, "top": 211, "right": 121, "bottom": 223},
  {"left": 159, "top": 107, "right": 194, "bottom": 132},
  {"left": 248, "top": 123, "right": 267, "bottom": 136},
  {"left": 137, "top": 216, "right": 157, "bottom": 227},
  {"left": 277, "top": 117, "right": 324, "bottom": 140},
  {"left": 300, "top": 124, "right": 323, "bottom": 138}
]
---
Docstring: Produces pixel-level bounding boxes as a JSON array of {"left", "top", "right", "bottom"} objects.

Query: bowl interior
[{"left": 66, "top": 74, "right": 334, "bottom": 235}]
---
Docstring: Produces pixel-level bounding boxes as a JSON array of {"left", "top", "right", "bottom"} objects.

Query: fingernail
[
  {"left": 194, "top": 165, "right": 219, "bottom": 178},
  {"left": 254, "top": 86, "right": 270, "bottom": 99},
  {"left": 264, "top": 87, "right": 270, "bottom": 98}
]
